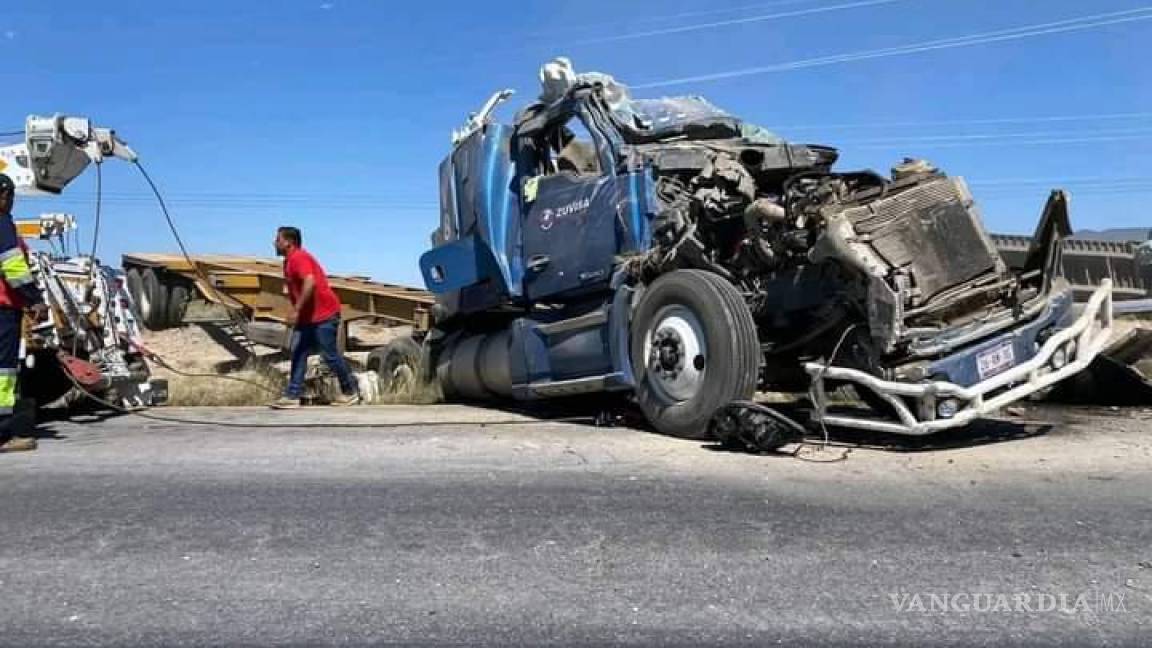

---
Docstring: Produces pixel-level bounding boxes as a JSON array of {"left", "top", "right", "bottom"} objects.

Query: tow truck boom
[{"left": 0, "top": 114, "right": 137, "bottom": 195}]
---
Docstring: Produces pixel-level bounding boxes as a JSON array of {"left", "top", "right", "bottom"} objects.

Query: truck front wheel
[{"left": 630, "top": 270, "right": 760, "bottom": 440}]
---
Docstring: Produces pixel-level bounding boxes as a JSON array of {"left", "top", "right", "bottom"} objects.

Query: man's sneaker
[
  {"left": 331, "top": 392, "right": 361, "bottom": 407},
  {"left": 0, "top": 437, "right": 37, "bottom": 453},
  {"left": 269, "top": 396, "right": 302, "bottom": 410}
]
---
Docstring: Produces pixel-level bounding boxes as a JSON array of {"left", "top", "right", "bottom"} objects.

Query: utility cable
[
  {"left": 570, "top": 0, "right": 902, "bottom": 46},
  {"left": 534, "top": 0, "right": 829, "bottom": 37},
  {"left": 636, "top": 7, "right": 1152, "bottom": 88},
  {"left": 774, "top": 110, "right": 1152, "bottom": 131}
]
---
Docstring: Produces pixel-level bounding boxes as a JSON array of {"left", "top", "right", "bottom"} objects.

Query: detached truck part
[{"left": 400, "top": 60, "right": 1112, "bottom": 443}]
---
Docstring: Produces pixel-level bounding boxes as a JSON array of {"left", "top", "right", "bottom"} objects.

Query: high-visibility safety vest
[
  {"left": 0, "top": 367, "right": 15, "bottom": 415},
  {"left": 0, "top": 240, "right": 34, "bottom": 309},
  {"left": 0, "top": 212, "right": 37, "bottom": 310}
]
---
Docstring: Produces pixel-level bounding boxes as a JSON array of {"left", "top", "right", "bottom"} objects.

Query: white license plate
[{"left": 977, "top": 343, "right": 1016, "bottom": 379}]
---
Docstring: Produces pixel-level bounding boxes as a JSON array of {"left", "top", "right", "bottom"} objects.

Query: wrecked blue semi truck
[{"left": 393, "top": 63, "right": 1112, "bottom": 445}]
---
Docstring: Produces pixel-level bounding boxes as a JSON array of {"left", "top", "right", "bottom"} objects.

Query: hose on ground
[
  {"left": 55, "top": 362, "right": 594, "bottom": 429},
  {"left": 125, "top": 336, "right": 282, "bottom": 395}
]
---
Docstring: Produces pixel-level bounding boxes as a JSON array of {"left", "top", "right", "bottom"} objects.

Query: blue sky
[{"left": 3, "top": 0, "right": 1150, "bottom": 285}]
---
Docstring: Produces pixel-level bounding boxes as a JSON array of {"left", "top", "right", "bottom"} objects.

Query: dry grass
[
  {"left": 311, "top": 359, "right": 444, "bottom": 405},
  {"left": 164, "top": 365, "right": 285, "bottom": 407},
  {"left": 143, "top": 325, "right": 446, "bottom": 406}
]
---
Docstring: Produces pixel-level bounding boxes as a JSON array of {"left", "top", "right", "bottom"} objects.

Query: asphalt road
[{"left": 1, "top": 404, "right": 1150, "bottom": 646}]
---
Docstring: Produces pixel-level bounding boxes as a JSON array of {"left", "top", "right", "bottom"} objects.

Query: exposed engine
[{"left": 632, "top": 143, "right": 1039, "bottom": 377}]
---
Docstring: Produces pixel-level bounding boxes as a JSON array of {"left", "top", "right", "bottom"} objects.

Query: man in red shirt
[{"left": 270, "top": 226, "right": 360, "bottom": 408}]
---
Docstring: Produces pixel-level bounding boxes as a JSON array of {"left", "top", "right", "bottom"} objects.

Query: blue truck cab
[{"left": 410, "top": 61, "right": 1113, "bottom": 443}]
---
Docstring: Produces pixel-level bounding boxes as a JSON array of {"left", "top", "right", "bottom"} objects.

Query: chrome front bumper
[{"left": 804, "top": 280, "right": 1114, "bottom": 435}]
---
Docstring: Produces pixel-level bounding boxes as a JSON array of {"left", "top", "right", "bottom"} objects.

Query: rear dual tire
[
  {"left": 125, "top": 267, "right": 191, "bottom": 331},
  {"left": 367, "top": 336, "right": 423, "bottom": 393}
]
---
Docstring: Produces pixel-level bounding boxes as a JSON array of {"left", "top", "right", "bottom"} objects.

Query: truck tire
[
  {"left": 631, "top": 270, "right": 760, "bottom": 440},
  {"left": 139, "top": 269, "right": 168, "bottom": 331},
  {"left": 367, "top": 336, "right": 423, "bottom": 393},
  {"left": 125, "top": 268, "right": 144, "bottom": 319},
  {"left": 165, "top": 283, "right": 191, "bottom": 329}
]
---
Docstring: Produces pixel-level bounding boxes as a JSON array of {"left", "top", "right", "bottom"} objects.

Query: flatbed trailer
[{"left": 121, "top": 253, "right": 434, "bottom": 335}]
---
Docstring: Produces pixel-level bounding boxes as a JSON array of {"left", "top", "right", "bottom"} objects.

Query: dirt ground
[
  {"left": 141, "top": 326, "right": 286, "bottom": 406},
  {"left": 141, "top": 323, "right": 432, "bottom": 406}
]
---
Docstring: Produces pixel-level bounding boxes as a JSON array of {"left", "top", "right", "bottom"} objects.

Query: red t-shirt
[{"left": 283, "top": 248, "right": 342, "bottom": 324}]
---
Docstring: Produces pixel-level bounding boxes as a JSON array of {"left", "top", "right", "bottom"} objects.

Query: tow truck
[
  {"left": 0, "top": 115, "right": 161, "bottom": 408},
  {"left": 396, "top": 59, "right": 1113, "bottom": 448}
]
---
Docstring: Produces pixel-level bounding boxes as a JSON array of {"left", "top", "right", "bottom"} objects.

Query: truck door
[{"left": 519, "top": 113, "right": 621, "bottom": 301}]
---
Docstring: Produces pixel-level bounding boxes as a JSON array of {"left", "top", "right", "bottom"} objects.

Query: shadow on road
[{"left": 473, "top": 395, "right": 1052, "bottom": 455}]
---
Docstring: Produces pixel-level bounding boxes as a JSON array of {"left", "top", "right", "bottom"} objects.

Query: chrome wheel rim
[{"left": 643, "top": 305, "right": 707, "bottom": 404}]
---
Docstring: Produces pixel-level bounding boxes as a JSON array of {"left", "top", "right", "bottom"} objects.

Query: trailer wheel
[
  {"left": 631, "top": 270, "right": 760, "bottom": 440},
  {"left": 125, "top": 268, "right": 144, "bottom": 319},
  {"left": 367, "top": 336, "right": 423, "bottom": 394},
  {"left": 165, "top": 284, "right": 191, "bottom": 329},
  {"left": 139, "top": 269, "right": 169, "bottom": 330}
]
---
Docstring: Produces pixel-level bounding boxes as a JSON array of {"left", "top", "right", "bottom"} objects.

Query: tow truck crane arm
[{"left": 0, "top": 114, "right": 137, "bottom": 195}]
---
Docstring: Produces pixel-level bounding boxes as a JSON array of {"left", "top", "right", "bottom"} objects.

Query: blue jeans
[{"left": 284, "top": 316, "right": 358, "bottom": 399}]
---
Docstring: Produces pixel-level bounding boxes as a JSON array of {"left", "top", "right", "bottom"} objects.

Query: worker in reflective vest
[{"left": 0, "top": 174, "right": 47, "bottom": 453}]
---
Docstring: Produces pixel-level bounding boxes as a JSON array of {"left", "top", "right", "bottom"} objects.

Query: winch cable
[
  {"left": 58, "top": 171, "right": 589, "bottom": 426},
  {"left": 50, "top": 161, "right": 604, "bottom": 430},
  {"left": 65, "top": 159, "right": 288, "bottom": 397},
  {"left": 59, "top": 161, "right": 740, "bottom": 439},
  {"left": 133, "top": 160, "right": 258, "bottom": 357},
  {"left": 124, "top": 335, "right": 280, "bottom": 395},
  {"left": 72, "top": 164, "right": 105, "bottom": 359},
  {"left": 55, "top": 363, "right": 594, "bottom": 429},
  {"left": 89, "top": 163, "right": 102, "bottom": 260}
]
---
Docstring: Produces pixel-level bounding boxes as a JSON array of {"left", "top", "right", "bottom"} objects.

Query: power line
[
  {"left": 532, "top": 0, "right": 832, "bottom": 37},
  {"left": 634, "top": 6, "right": 1152, "bottom": 88},
  {"left": 840, "top": 126, "right": 1152, "bottom": 144},
  {"left": 772, "top": 111, "right": 1152, "bottom": 131},
  {"left": 851, "top": 132, "right": 1152, "bottom": 148},
  {"left": 968, "top": 176, "right": 1152, "bottom": 187},
  {"left": 570, "top": 0, "right": 904, "bottom": 45},
  {"left": 612, "top": 0, "right": 834, "bottom": 26},
  {"left": 977, "top": 185, "right": 1152, "bottom": 197}
]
